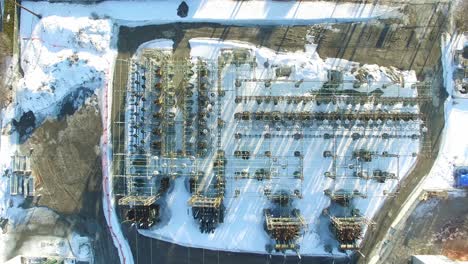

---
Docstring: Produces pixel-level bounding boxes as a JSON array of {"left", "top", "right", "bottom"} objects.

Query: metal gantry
[{"left": 111, "top": 46, "right": 432, "bottom": 251}]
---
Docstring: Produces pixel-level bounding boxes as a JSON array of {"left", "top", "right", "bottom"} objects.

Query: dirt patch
[
  {"left": 118, "top": 23, "right": 310, "bottom": 59},
  {"left": 443, "top": 238, "right": 468, "bottom": 261},
  {"left": 118, "top": 1, "right": 448, "bottom": 76},
  {"left": 21, "top": 96, "right": 102, "bottom": 214},
  {"left": 17, "top": 96, "right": 119, "bottom": 263},
  {"left": 314, "top": 2, "right": 448, "bottom": 75},
  {"left": 453, "top": 0, "right": 468, "bottom": 32},
  {"left": 379, "top": 195, "right": 468, "bottom": 263}
]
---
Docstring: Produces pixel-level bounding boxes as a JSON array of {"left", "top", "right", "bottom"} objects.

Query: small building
[{"left": 455, "top": 166, "right": 468, "bottom": 188}]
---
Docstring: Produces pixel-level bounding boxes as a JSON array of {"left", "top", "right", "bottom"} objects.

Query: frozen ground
[{"left": 137, "top": 38, "right": 421, "bottom": 255}]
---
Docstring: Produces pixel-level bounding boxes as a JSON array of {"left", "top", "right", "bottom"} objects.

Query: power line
[{"left": 11, "top": 0, "right": 41, "bottom": 19}]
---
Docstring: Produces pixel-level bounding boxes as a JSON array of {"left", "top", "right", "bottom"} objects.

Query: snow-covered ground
[
  {"left": 0, "top": 206, "right": 93, "bottom": 263},
  {"left": 137, "top": 38, "right": 420, "bottom": 255},
  {"left": 2, "top": 16, "right": 114, "bottom": 125},
  {"left": 422, "top": 33, "right": 468, "bottom": 190},
  {"left": 20, "top": 0, "right": 402, "bottom": 27},
  {"left": 422, "top": 100, "right": 468, "bottom": 190}
]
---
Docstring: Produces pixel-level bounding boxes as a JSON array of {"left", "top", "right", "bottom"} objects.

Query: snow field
[{"left": 2, "top": 16, "right": 114, "bottom": 126}]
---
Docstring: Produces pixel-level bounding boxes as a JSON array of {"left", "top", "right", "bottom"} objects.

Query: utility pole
[{"left": 12, "top": 0, "right": 42, "bottom": 19}]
